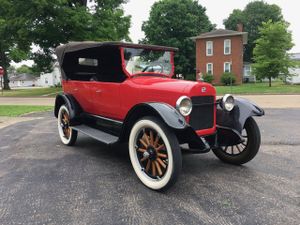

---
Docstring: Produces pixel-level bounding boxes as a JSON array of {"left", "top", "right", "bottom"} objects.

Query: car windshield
[{"left": 123, "top": 48, "right": 173, "bottom": 76}]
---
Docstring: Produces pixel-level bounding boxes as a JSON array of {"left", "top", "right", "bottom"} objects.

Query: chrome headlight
[
  {"left": 222, "top": 94, "right": 235, "bottom": 111},
  {"left": 176, "top": 96, "right": 192, "bottom": 116}
]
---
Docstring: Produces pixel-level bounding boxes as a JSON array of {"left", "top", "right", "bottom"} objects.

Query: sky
[
  {"left": 123, "top": 0, "right": 300, "bottom": 53},
  {"left": 12, "top": 0, "right": 299, "bottom": 68}
]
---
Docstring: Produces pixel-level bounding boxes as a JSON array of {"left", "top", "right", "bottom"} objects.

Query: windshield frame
[{"left": 120, "top": 47, "right": 175, "bottom": 78}]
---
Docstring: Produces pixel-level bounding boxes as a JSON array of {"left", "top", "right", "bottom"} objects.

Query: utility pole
[{"left": 0, "top": 66, "right": 3, "bottom": 95}]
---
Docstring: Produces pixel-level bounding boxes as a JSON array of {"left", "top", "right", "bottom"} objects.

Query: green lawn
[
  {"left": 215, "top": 82, "right": 300, "bottom": 95},
  {"left": 1, "top": 87, "right": 62, "bottom": 97},
  {"left": 0, "top": 105, "right": 53, "bottom": 117}
]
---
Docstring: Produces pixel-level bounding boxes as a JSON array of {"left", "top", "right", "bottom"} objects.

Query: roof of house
[
  {"left": 192, "top": 29, "right": 248, "bottom": 44},
  {"left": 291, "top": 53, "right": 300, "bottom": 60},
  {"left": 10, "top": 74, "right": 37, "bottom": 82}
]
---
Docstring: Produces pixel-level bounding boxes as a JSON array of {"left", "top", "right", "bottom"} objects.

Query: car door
[{"left": 90, "top": 81, "right": 121, "bottom": 120}]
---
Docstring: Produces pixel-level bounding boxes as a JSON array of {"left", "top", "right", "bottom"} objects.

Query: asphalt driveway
[{"left": 0, "top": 109, "right": 299, "bottom": 225}]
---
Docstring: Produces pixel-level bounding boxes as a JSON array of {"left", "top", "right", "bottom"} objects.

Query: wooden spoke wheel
[
  {"left": 212, "top": 117, "right": 261, "bottom": 165},
  {"left": 129, "top": 117, "right": 182, "bottom": 191},
  {"left": 57, "top": 105, "right": 78, "bottom": 146},
  {"left": 137, "top": 129, "right": 169, "bottom": 179}
]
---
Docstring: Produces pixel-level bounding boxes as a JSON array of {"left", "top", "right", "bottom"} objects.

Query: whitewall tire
[
  {"left": 57, "top": 105, "right": 78, "bottom": 146},
  {"left": 129, "top": 116, "right": 182, "bottom": 191}
]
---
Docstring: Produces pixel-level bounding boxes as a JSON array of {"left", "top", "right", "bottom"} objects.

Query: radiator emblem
[{"left": 201, "top": 87, "right": 207, "bottom": 93}]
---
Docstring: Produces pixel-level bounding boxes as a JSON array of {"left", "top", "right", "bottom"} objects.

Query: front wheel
[
  {"left": 212, "top": 117, "right": 261, "bottom": 165},
  {"left": 129, "top": 117, "right": 182, "bottom": 191}
]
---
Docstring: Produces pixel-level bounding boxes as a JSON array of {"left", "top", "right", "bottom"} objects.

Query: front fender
[
  {"left": 217, "top": 97, "right": 264, "bottom": 133},
  {"left": 125, "top": 102, "right": 187, "bottom": 130},
  {"left": 119, "top": 102, "right": 187, "bottom": 142}
]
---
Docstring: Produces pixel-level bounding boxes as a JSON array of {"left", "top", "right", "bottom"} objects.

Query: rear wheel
[
  {"left": 129, "top": 117, "right": 182, "bottom": 191},
  {"left": 212, "top": 117, "right": 261, "bottom": 165},
  {"left": 57, "top": 105, "right": 78, "bottom": 146}
]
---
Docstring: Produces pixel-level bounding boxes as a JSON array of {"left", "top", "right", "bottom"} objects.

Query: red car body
[
  {"left": 54, "top": 42, "right": 264, "bottom": 190},
  {"left": 62, "top": 76, "right": 216, "bottom": 136}
]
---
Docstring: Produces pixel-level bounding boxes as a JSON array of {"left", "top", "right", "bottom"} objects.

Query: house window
[
  {"left": 224, "top": 62, "right": 231, "bottom": 73},
  {"left": 224, "top": 39, "right": 231, "bottom": 55},
  {"left": 206, "top": 63, "right": 213, "bottom": 74},
  {"left": 244, "top": 64, "right": 251, "bottom": 77},
  {"left": 206, "top": 41, "right": 213, "bottom": 56}
]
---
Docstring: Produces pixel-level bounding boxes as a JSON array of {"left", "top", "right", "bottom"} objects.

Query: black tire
[
  {"left": 57, "top": 105, "right": 78, "bottom": 146},
  {"left": 128, "top": 116, "right": 182, "bottom": 191},
  {"left": 212, "top": 117, "right": 261, "bottom": 165}
]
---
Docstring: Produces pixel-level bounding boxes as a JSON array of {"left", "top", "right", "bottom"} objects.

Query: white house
[
  {"left": 286, "top": 53, "right": 300, "bottom": 84},
  {"left": 243, "top": 53, "right": 300, "bottom": 84},
  {"left": 37, "top": 62, "right": 62, "bottom": 87},
  {"left": 9, "top": 74, "right": 38, "bottom": 88},
  {"left": 243, "top": 62, "right": 256, "bottom": 83}
]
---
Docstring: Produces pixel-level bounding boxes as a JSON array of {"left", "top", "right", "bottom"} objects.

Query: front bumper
[{"left": 178, "top": 124, "right": 243, "bottom": 153}]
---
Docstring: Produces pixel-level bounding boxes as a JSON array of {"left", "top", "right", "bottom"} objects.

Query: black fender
[
  {"left": 215, "top": 97, "right": 264, "bottom": 146},
  {"left": 119, "top": 102, "right": 187, "bottom": 142},
  {"left": 54, "top": 93, "right": 82, "bottom": 125},
  {"left": 217, "top": 97, "right": 264, "bottom": 133}
]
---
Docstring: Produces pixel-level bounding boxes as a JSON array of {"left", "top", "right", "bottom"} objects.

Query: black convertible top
[{"left": 55, "top": 41, "right": 178, "bottom": 65}]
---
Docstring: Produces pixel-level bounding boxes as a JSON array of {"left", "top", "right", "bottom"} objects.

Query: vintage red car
[{"left": 54, "top": 42, "right": 264, "bottom": 190}]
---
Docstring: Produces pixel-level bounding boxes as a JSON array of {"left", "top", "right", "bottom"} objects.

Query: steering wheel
[{"left": 142, "top": 64, "right": 164, "bottom": 73}]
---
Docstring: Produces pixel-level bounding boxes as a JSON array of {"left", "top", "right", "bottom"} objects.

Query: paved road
[{"left": 0, "top": 110, "right": 299, "bottom": 225}]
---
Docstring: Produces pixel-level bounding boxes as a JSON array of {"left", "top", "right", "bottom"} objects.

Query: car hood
[{"left": 128, "top": 76, "right": 216, "bottom": 104}]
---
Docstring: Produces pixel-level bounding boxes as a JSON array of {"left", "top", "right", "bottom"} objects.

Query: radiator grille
[{"left": 189, "top": 96, "right": 214, "bottom": 130}]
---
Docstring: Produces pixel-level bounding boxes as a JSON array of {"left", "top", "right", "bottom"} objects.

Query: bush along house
[{"left": 192, "top": 26, "right": 248, "bottom": 85}]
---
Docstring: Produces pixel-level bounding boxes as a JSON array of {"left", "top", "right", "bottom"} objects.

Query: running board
[{"left": 71, "top": 125, "right": 119, "bottom": 145}]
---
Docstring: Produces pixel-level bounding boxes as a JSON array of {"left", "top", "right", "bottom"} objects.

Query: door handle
[
  {"left": 96, "top": 90, "right": 102, "bottom": 93},
  {"left": 73, "top": 88, "right": 78, "bottom": 91}
]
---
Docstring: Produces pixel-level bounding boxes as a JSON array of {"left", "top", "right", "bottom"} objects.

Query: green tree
[
  {"left": 0, "top": 0, "right": 130, "bottom": 89},
  {"left": 224, "top": 1, "right": 284, "bottom": 62},
  {"left": 0, "top": 0, "right": 32, "bottom": 89},
  {"left": 253, "top": 20, "right": 294, "bottom": 87},
  {"left": 142, "top": 0, "right": 213, "bottom": 75},
  {"left": 27, "top": 0, "right": 131, "bottom": 72},
  {"left": 16, "top": 65, "right": 36, "bottom": 75},
  {"left": 6, "top": 65, "right": 16, "bottom": 77}
]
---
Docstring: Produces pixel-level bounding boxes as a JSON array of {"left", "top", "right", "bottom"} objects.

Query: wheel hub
[
  {"left": 147, "top": 146, "right": 157, "bottom": 161},
  {"left": 136, "top": 128, "right": 168, "bottom": 178}
]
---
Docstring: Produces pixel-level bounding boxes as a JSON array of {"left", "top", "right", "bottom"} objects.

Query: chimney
[{"left": 237, "top": 23, "right": 243, "bottom": 32}]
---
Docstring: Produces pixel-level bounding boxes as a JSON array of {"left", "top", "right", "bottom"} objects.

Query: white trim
[
  {"left": 206, "top": 41, "right": 213, "bottom": 56},
  {"left": 206, "top": 63, "right": 213, "bottom": 74},
  {"left": 58, "top": 105, "right": 73, "bottom": 145},
  {"left": 224, "top": 39, "right": 231, "bottom": 55},
  {"left": 224, "top": 62, "right": 231, "bottom": 73},
  {"left": 129, "top": 119, "right": 174, "bottom": 190}
]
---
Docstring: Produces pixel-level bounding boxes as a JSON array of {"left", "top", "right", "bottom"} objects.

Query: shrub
[
  {"left": 55, "top": 82, "right": 62, "bottom": 88},
  {"left": 221, "top": 72, "right": 236, "bottom": 85},
  {"left": 202, "top": 73, "right": 214, "bottom": 83}
]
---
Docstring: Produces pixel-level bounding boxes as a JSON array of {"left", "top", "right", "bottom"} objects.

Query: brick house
[{"left": 193, "top": 28, "right": 248, "bottom": 85}]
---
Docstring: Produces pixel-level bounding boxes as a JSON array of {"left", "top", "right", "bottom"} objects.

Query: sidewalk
[
  {"left": 0, "top": 97, "right": 54, "bottom": 106},
  {"left": 233, "top": 95, "right": 300, "bottom": 109},
  {"left": 0, "top": 95, "right": 300, "bottom": 108}
]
